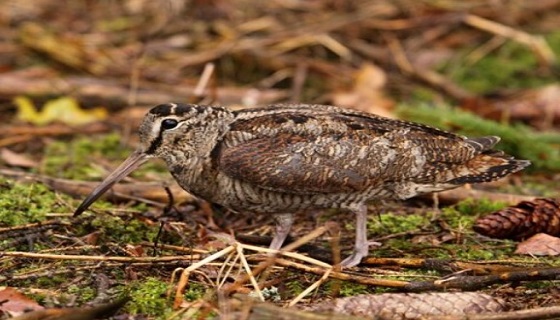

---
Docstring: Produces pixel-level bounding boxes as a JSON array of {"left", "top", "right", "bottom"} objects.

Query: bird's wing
[
  {"left": 218, "top": 132, "right": 376, "bottom": 194},
  {"left": 217, "top": 107, "right": 481, "bottom": 194}
]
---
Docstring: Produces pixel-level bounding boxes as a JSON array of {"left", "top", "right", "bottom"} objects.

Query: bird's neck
[{"left": 165, "top": 113, "right": 234, "bottom": 200}]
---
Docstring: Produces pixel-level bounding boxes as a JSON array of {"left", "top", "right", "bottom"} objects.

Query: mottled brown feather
[
  {"left": 218, "top": 106, "right": 498, "bottom": 195},
  {"left": 219, "top": 133, "right": 372, "bottom": 193}
]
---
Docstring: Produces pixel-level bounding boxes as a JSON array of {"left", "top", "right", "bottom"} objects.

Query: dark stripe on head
[
  {"left": 150, "top": 104, "right": 174, "bottom": 116},
  {"left": 150, "top": 103, "right": 205, "bottom": 117},
  {"left": 172, "top": 104, "right": 210, "bottom": 116},
  {"left": 195, "top": 105, "right": 206, "bottom": 114},
  {"left": 174, "top": 104, "right": 196, "bottom": 116},
  {"left": 146, "top": 133, "right": 163, "bottom": 155}
]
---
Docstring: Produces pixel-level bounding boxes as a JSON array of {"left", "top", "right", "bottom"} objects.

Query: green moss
[
  {"left": 0, "top": 177, "right": 71, "bottom": 226},
  {"left": 444, "top": 39, "right": 557, "bottom": 92},
  {"left": 285, "top": 276, "right": 305, "bottom": 296},
  {"left": 367, "top": 212, "right": 428, "bottom": 235},
  {"left": 546, "top": 31, "right": 560, "bottom": 55},
  {"left": 41, "top": 133, "right": 169, "bottom": 182},
  {"left": 449, "top": 242, "right": 513, "bottom": 260},
  {"left": 127, "top": 277, "right": 173, "bottom": 316},
  {"left": 67, "top": 285, "right": 97, "bottom": 302},
  {"left": 36, "top": 274, "right": 68, "bottom": 287},
  {"left": 183, "top": 282, "right": 208, "bottom": 301},
  {"left": 41, "top": 133, "right": 130, "bottom": 180},
  {"left": 335, "top": 282, "right": 370, "bottom": 297},
  {"left": 90, "top": 215, "right": 159, "bottom": 244},
  {"left": 441, "top": 198, "right": 507, "bottom": 230},
  {"left": 454, "top": 198, "right": 507, "bottom": 216}
]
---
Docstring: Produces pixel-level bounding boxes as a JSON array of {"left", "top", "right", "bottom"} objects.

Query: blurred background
[{"left": 0, "top": 0, "right": 558, "bottom": 119}]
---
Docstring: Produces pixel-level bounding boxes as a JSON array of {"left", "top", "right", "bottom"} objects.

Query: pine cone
[
  {"left": 473, "top": 198, "right": 560, "bottom": 240},
  {"left": 310, "top": 292, "right": 505, "bottom": 318}
]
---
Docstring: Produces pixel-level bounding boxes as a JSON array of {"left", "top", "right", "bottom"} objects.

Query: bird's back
[{"left": 179, "top": 104, "right": 530, "bottom": 211}]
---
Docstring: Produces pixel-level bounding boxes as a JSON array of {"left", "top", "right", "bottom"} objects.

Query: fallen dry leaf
[
  {"left": 0, "top": 148, "right": 37, "bottom": 168},
  {"left": 0, "top": 287, "right": 43, "bottom": 316},
  {"left": 515, "top": 233, "right": 560, "bottom": 256},
  {"left": 14, "top": 96, "right": 108, "bottom": 126},
  {"left": 332, "top": 63, "right": 395, "bottom": 118},
  {"left": 461, "top": 84, "right": 560, "bottom": 129},
  {"left": 9, "top": 297, "right": 128, "bottom": 320}
]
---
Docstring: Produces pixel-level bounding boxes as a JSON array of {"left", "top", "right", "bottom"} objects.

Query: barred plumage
[{"left": 74, "top": 103, "right": 530, "bottom": 267}]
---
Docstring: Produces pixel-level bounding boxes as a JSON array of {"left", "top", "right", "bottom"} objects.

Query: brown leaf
[
  {"left": 332, "top": 63, "right": 395, "bottom": 118},
  {"left": 515, "top": 233, "right": 560, "bottom": 256},
  {"left": 9, "top": 297, "right": 128, "bottom": 320},
  {"left": 0, "top": 148, "right": 37, "bottom": 168},
  {"left": 0, "top": 287, "right": 43, "bottom": 315},
  {"left": 461, "top": 84, "right": 560, "bottom": 129},
  {"left": 80, "top": 231, "right": 102, "bottom": 245},
  {"left": 125, "top": 244, "right": 145, "bottom": 257}
]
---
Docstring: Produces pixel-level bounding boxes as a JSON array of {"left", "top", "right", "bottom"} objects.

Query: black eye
[{"left": 161, "top": 119, "right": 178, "bottom": 130}]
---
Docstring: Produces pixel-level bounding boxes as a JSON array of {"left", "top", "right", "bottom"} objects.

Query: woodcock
[{"left": 74, "top": 103, "right": 530, "bottom": 267}]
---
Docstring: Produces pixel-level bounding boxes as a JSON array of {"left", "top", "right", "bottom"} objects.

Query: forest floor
[{"left": 1, "top": 1, "right": 560, "bottom": 319}]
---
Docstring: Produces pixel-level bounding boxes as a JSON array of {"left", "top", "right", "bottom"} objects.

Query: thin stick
[
  {"left": 464, "top": 14, "right": 556, "bottom": 66},
  {"left": 194, "top": 63, "right": 215, "bottom": 97},
  {"left": 2, "top": 251, "right": 201, "bottom": 262},
  {"left": 236, "top": 245, "right": 264, "bottom": 301},
  {"left": 288, "top": 268, "right": 333, "bottom": 307}
]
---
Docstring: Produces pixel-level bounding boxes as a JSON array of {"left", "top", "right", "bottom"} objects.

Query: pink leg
[
  {"left": 269, "top": 213, "right": 294, "bottom": 250},
  {"left": 341, "top": 204, "right": 368, "bottom": 267}
]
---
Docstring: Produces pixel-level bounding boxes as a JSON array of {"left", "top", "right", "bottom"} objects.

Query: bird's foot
[
  {"left": 340, "top": 251, "right": 364, "bottom": 267},
  {"left": 340, "top": 240, "right": 381, "bottom": 267}
]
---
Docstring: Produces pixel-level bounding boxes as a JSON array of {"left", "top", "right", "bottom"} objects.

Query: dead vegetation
[{"left": 1, "top": 0, "right": 560, "bottom": 319}]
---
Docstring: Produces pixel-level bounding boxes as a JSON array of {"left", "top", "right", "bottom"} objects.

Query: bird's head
[{"left": 73, "top": 103, "right": 233, "bottom": 216}]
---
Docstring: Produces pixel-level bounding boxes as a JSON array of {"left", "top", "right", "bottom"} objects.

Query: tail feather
[
  {"left": 397, "top": 136, "right": 529, "bottom": 199},
  {"left": 466, "top": 136, "right": 500, "bottom": 152},
  {"left": 446, "top": 153, "right": 530, "bottom": 185}
]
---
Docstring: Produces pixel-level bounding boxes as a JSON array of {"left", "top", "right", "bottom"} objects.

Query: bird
[{"left": 74, "top": 103, "right": 530, "bottom": 267}]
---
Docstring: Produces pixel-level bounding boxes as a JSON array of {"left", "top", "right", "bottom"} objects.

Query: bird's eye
[{"left": 161, "top": 119, "right": 179, "bottom": 130}]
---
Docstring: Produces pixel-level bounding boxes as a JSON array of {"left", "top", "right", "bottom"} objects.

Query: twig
[
  {"left": 362, "top": 257, "right": 546, "bottom": 275},
  {"left": 0, "top": 168, "right": 193, "bottom": 205},
  {"left": 1, "top": 251, "right": 201, "bottom": 262},
  {"left": 463, "top": 14, "right": 556, "bottom": 67},
  {"left": 194, "top": 63, "right": 215, "bottom": 97},
  {"left": 405, "top": 267, "right": 560, "bottom": 292},
  {"left": 288, "top": 268, "right": 332, "bottom": 307},
  {"left": 418, "top": 187, "right": 536, "bottom": 205},
  {"left": 270, "top": 257, "right": 409, "bottom": 288}
]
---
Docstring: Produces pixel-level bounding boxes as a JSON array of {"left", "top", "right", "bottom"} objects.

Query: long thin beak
[{"left": 74, "top": 149, "right": 149, "bottom": 216}]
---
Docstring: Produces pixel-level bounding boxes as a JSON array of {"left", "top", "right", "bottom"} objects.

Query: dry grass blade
[
  {"left": 463, "top": 14, "right": 556, "bottom": 66},
  {"left": 288, "top": 268, "right": 332, "bottom": 307},
  {"left": 173, "top": 245, "right": 236, "bottom": 308},
  {"left": 172, "top": 224, "right": 340, "bottom": 309},
  {"left": 1, "top": 251, "right": 202, "bottom": 263}
]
